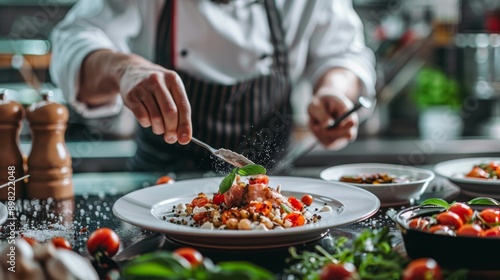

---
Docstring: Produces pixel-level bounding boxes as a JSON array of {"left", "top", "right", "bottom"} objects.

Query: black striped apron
[{"left": 128, "top": 0, "right": 292, "bottom": 173}]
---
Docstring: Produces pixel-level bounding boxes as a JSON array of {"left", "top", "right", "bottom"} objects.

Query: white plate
[
  {"left": 320, "top": 163, "right": 435, "bottom": 207},
  {"left": 112, "top": 176, "right": 380, "bottom": 249},
  {"left": 434, "top": 158, "right": 500, "bottom": 198}
]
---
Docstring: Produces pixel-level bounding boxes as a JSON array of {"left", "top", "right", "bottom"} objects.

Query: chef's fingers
[
  {"left": 144, "top": 73, "right": 178, "bottom": 143},
  {"left": 165, "top": 71, "right": 192, "bottom": 145},
  {"left": 123, "top": 87, "right": 152, "bottom": 128},
  {"left": 307, "top": 97, "right": 332, "bottom": 127},
  {"left": 309, "top": 113, "right": 358, "bottom": 148},
  {"left": 308, "top": 94, "right": 355, "bottom": 128},
  {"left": 138, "top": 80, "right": 166, "bottom": 136}
]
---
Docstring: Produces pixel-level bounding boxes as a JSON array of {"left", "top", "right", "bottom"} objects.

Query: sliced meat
[
  {"left": 246, "top": 184, "right": 291, "bottom": 208},
  {"left": 224, "top": 184, "right": 246, "bottom": 207}
]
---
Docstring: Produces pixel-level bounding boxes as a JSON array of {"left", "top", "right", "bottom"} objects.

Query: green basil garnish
[
  {"left": 237, "top": 164, "right": 267, "bottom": 176},
  {"left": 218, "top": 164, "right": 266, "bottom": 194},
  {"left": 419, "top": 198, "right": 450, "bottom": 209},
  {"left": 218, "top": 173, "right": 236, "bottom": 194},
  {"left": 468, "top": 197, "right": 500, "bottom": 205}
]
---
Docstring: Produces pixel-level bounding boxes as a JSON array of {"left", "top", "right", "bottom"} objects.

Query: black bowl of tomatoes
[{"left": 387, "top": 197, "right": 500, "bottom": 271}]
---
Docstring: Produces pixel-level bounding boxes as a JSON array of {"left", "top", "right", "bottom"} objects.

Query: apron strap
[
  {"left": 262, "top": 0, "right": 289, "bottom": 77},
  {"left": 156, "top": 0, "right": 176, "bottom": 69}
]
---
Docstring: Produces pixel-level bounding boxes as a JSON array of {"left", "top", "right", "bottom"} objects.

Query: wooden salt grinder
[
  {"left": 0, "top": 89, "right": 25, "bottom": 200},
  {"left": 26, "top": 90, "right": 73, "bottom": 199}
]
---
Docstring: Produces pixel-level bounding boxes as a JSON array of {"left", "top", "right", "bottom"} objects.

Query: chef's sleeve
[
  {"left": 49, "top": 0, "right": 141, "bottom": 118},
  {"left": 304, "top": 0, "right": 376, "bottom": 97}
]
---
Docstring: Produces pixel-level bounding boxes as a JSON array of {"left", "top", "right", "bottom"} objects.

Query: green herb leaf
[
  {"left": 216, "top": 262, "right": 274, "bottom": 279},
  {"left": 468, "top": 197, "right": 500, "bottom": 205},
  {"left": 280, "top": 203, "right": 292, "bottom": 214},
  {"left": 121, "top": 252, "right": 189, "bottom": 279},
  {"left": 219, "top": 172, "right": 236, "bottom": 194},
  {"left": 237, "top": 164, "right": 266, "bottom": 176},
  {"left": 237, "top": 164, "right": 267, "bottom": 176},
  {"left": 420, "top": 198, "right": 450, "bottom": 209}
]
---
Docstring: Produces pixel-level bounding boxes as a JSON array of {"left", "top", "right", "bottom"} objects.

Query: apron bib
[{"left": 129, "top": 0, "right": 292, "bottom": 173}]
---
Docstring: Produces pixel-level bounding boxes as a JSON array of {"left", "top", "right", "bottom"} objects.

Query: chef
[{"left": 49, "top": 0, "right": 376, "bottom": 172}]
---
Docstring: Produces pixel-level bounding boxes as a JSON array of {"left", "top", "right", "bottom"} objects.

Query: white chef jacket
[{"left": 49, "top": 0, "right": 376, "bottom": 118}]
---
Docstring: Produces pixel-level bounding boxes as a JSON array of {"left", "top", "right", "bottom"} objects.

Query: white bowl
[
  {"left": 434, "top": 157, "right": 500, "bottom": 198},
  {"left": 320, "top": 163, "right": 435, "bottom": 206}
]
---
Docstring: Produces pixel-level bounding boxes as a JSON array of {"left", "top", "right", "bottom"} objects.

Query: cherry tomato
[
  {"left": 212, "top": 193, "right": 225, "bottom": 205},
  {"left": 466, "top": 166, "right": 489, "bottom": 179},
  {"left": 172, "top": 247, "right": 204, "bottom": 267},
  {"left": 51, "top": 237, "right": 72, "bottom": 250},
  {"left": 484, "top": 226, "right": 500, "bottom": 237},
  {"left": 191, "top": 197, "right": 209, "bottom": 207},
  {"left": 403, "top": 258, "right": 442, "bottom": 280},
  {"left": 284, "top": 213, "right": 305, "bottom": 227},
  {"left": 436, "top": 211, "right": 463, "bottom": 230},
  {"left": 87, "top": 228, "right": 120, "bottom": 257},
  {"left": 288, "top": 196, "right": 304, "bottom": 211},
  {"left": 301, "top": 195, "right": 313, "bottom": 206},
  {"left": 248, "top": 175, "right": 269, "bottom": 185},
  {"left": 479, "top": 208, "right": 500, "bottom": 224},
  {"left": 457, "top": 224, "right": 484, "bottom": 237},
  {"left": 448, "top": 203, "right": 473, "bottom": 223},
  {"left": 192, "top": 212, "right": 210, "bottom": 225},
  {"left": 248, "top": 201, "right": 272, "bottom": 216},
  {"left": 319, "top": 262, "right": 360, "bottom": 280},
  {"left": 428, "top": 225, "right": 454, "bottom": 236},
  {"left": 489, "top": 162, "right": 500, "bottom": 169},
  {"left": 408, "top": 218, "right": 429, "bottom": 230},
  {"left": 22, "top": 236, "right": 39, "bottom": 247},
  {"left": 155, "top": 175, "right": 175, "bottom": 185}
]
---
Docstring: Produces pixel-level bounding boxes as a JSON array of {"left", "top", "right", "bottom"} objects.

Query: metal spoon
[
  {"left": 271, "top": 96, "right": 373, "bottom": 174},
  {"left": 190, "top": 137, "right": 254, "bottom": 168}
]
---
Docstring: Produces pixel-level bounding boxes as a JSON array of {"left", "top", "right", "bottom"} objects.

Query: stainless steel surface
[
  {"left": 190, "top": 136, "right": 254, "bottom": 167},
  {"left": 17, "top": 137, "right": 500, "bottom": 173},
  {"left": 0, "top": 39, "right": 50, "bottom": 55},
  {"left": 295, "top": 137, "right": 500, "bottom": 168}
]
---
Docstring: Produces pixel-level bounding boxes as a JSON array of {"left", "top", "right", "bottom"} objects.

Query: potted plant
[{"left": 411, "top": 66, "right": 463, "bottom": 140}]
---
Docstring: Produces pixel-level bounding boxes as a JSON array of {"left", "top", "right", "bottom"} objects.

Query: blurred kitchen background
[{"left": 2, "top": 0, "right": 500, "bottom": 172}]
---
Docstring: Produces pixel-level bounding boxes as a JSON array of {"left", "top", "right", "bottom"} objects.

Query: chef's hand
[
  {"left": 118, "top": 55, "right": 192, "bottom": 145},
  {"left": 307, "top": 91, "right": 359, "bottom": 150}
]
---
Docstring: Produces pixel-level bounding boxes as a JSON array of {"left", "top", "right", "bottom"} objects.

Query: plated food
[
  {"left": 388, "top": 197, "right": 500, "bottom": 270},
  {"left": 434, "top": 158, "right": 500, "bottom": 198},
  {"left": 465, "top": 161, "right": 499, "bottom": 180},
  {"left": 406, "top": 199, "right": 500, "bottom": 237},
  {"left": 339, "top": 173, "right": 412, "bottom": 184},
  {"left": 162, "top": 174, "right": 325, "bottom": 231},
  {"left": 112, "top": 176, "right": 380, "bottom": 249},
  {"left": 321, "top": 163, "right": 435, "bottom": 206}
]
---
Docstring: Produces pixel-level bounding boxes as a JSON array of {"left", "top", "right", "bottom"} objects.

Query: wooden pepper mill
[
  {"left": 27, "top": 90, "right": 73, "bottom": 199},
  {"left": 0, "top": 89, "right": 25, "bottom": 200}
]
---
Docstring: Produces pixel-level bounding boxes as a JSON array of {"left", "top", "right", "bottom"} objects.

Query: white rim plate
[
  {"left": 112, "top": 176, "right": 380, "bottom": 249},
  {"left": 434, "top": 158, "right": 500, "bottom": 197},
  {"left": 320, "top": 163, "right": 435, "bottom": 207}
]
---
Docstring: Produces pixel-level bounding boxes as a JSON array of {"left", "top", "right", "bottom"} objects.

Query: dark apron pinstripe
[{"left": 129, "top": 0, "right": 292, "bottom": 173}]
